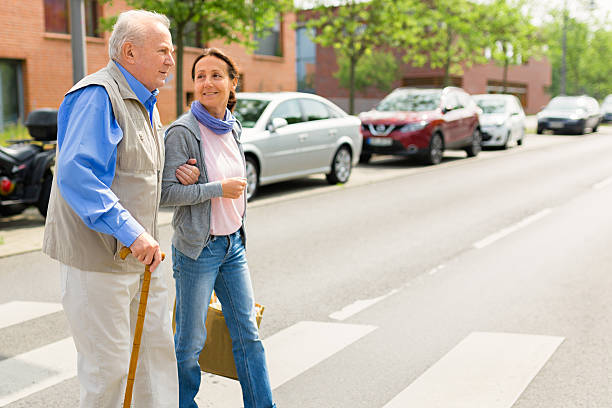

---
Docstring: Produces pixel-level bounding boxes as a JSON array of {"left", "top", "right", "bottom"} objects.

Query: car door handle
[
  {"left": 298, "top": 133, "right": 308, "bottom": 142},
  {"left": 328, "top": 129, "right": 338, "bottom": 136}
]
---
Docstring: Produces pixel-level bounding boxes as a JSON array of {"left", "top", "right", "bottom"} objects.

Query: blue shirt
[{"left": 56, "top": 61, "right": 160, "bottom": 247}]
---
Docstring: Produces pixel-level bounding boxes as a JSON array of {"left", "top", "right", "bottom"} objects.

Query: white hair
[{"left": 108, "top": 10, "right": 170, "bottom": 60}]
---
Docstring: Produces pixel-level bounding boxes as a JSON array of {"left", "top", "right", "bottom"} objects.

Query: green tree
[
  {"left": 483, "top": 0, "right": 543, "bottom": 92},
  {"left": 582, "top": 28, "right": 612, "bottom": 100},
  {"left": 334, "top": 50, "right": 399, "bottom": 95},
  {"left": 397, "top": 0, "right": 488, "bottom": 87},
  {"left": 541, "top": 11, "right": 590, "bottom": 96},
  {"left": 101, "top": 0, "right": 292, "bottom": 118},
  {"left": 302, "top": 0, "right": 404, "bottom": 114}
]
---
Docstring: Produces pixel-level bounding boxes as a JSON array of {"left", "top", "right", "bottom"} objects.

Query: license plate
[
  {"left": 549, "top": 121, "right": 564, "bottom": 128},
  {"left": 368, "top": 137, "right": 392, "bottom": 146}
]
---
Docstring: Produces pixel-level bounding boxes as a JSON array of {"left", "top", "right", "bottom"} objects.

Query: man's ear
[{"left": 121, "top": 42, "right": 136, "bottom": 64}]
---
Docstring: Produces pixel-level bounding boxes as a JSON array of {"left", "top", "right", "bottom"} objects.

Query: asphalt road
[{"left": 2, "top": 126, "right": 612, "bottom": 407}]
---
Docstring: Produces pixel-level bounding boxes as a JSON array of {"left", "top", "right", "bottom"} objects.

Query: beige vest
[{"left": 43, "top": 61, "right": 165, "bottom": 273}]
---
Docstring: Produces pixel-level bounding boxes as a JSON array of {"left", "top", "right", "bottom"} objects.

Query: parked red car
[{"left": 358, "top": 87, "right": 482, "bottom": 165}]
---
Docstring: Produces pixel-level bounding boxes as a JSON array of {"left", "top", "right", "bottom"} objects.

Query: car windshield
[
  {"left": 377, "top": 91, "right": 441, "bottom": 112},
  {"left": 475, "top": 99, "right": 507, "bottom": 114},
  {"left": 234, "top": 99, "right": 270, "bottom": 128},
  {"left": 546, "top": 97, "right": 583, "bottom": 111}
]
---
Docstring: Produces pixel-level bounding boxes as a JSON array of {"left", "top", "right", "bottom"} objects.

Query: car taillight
[{"left": 0, "top": 177, "right": 15, "bottom": 196}]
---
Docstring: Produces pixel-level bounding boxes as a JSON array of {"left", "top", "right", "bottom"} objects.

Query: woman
[{"left": 160, "top": 48, "right": 275, "bottom": 408}]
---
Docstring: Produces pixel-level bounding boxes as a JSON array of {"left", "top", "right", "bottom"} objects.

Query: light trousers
[{"left": 61, "top": 263, "right": 179, "bottom": 408}]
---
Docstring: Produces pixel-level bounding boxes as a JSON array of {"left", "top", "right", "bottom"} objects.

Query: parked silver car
[
  {"left": 234, "top": 92, "right": 362, "bottom": 200},
  {"left": 473, "top": 94, "right": 526, "bottom": 148}
]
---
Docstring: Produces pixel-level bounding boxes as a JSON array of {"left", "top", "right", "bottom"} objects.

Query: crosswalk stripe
[
  {"left": 0, "top": 301, "right": 63, "bottom": 330},
  {"left": 0, "top": 337, "right": 76, "bottom": 407},
  {"left": 329, "top": 289, "right": 400, "bottom": 321},
  {"left": 196, "top": 321, "right": 377, "bottom": 407},
  {"left": 382, "top": 331, "right": 564, "bottom": 408}
]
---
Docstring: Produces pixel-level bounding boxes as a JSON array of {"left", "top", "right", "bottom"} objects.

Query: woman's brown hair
[{"left": 191, "top": 48, "right": 240, "bottom": 112}]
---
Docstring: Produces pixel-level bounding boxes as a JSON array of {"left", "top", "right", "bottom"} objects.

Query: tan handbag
[{"left": 173, "top": 292, "right": 264, "bottom": 380}]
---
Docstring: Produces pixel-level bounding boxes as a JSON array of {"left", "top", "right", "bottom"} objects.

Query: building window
[
  {"left": 44, "top": 0, "right": 69, "bottom": 34},
  {"left": 0, "top": 60, "right": 25, "bottom": 131},
  {"left": 44, "top": 0, "right": 102, "bottom": 37},
  {"left": 254, "top": 17, "right": 282, "bottom": 57},
  {"left": 296, "top": 26, "right": 316, "bottom": 93}
]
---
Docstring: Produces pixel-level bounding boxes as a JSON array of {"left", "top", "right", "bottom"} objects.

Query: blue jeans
[{"left": 172, "top": 230, "right": 275, "bottom": 408}]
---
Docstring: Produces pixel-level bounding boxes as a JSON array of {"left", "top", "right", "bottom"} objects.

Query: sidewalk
[{"left": 0, "top": 209, "right": 174, "bottom": 258}]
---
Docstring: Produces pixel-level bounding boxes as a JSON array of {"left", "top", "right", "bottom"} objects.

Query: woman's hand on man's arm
[{"left": 176, "top": 158, "right": 200, "bottom": 185}]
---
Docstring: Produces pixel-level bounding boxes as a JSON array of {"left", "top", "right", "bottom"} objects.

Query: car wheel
[
  {"left": 517, "top": 129, "right": 524, "bottom": 146},
  {"left": 359, "top": 152, "right": 371, "bottom": 164},
  {"left": 245, "top": 156, "right": 259, "bottom": 201},
  {"left": 593, "top": 122, "right": 599, "bottom": 132},
  {"left": 536, "top": 127, "right": 543, "bottom": 134},
  {"left": 424, "top": 133, "right": 443, "bottom": 165},
  {"left": 465, "top": 128, "right": 481, "bottom": 157},
  {"left": 37, "top": 171, "right": 53, "bottom": 217},
  {"left": 327, "top": 145, "right": 352, "bottom": 184}
]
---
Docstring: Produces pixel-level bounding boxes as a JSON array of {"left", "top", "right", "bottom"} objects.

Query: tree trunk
[
  {"left": 349, "top": 56, "right": 356, "bottom": 115},
  {"left": 175, "top": 25, "right": 185, "bottom": 119},
  {"left": 502, "top": 56, "right": 509, "bottom": 93},
  {"left": 443, "top": 28, "right": 453, "bottom": 87}
]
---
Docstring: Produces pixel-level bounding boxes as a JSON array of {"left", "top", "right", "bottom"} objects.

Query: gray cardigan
[{"left": 160, "top": 111, "right": 246, "bottom": 260}]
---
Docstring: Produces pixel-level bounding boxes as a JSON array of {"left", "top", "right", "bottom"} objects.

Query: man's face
[{"left": 129, "top": 21, "right": 175, "bottom": 92}]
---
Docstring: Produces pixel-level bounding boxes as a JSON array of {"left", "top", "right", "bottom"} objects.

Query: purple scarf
[{"left": 190, "top": 101, "right": 236, "bottom": 135}]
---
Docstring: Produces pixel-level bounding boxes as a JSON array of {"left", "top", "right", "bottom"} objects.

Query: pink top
[{"left": 199, "top": 123, "right": 245, "bottom": 235}]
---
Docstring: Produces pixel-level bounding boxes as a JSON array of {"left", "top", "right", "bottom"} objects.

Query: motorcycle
[{"left": 0, "top": 109, "right": 57, "bottom": 217}]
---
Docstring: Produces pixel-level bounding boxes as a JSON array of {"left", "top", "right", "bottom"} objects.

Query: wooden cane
[{"left": 119, "top": 246, "right": 165, "bottom": 408}]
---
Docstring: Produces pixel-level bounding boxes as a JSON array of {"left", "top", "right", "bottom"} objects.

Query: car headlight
[
  {"left": 569, "top": 114, "right": 585, "bottom": 120},
  {"left": 399, "top": 121, "right": 428, "bottom": 132}
]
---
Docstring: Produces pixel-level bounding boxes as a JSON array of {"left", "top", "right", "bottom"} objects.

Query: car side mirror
[{"left": 267, "top": 117, "right": 288, "bottom": 132}]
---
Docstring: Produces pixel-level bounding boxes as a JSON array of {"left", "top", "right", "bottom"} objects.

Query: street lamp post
[
  {"left": 560, "top": 0, "right": 567, "bottom": 95},
  {"left": 69, "top": 0, "right": 87, "bottom": 84}
]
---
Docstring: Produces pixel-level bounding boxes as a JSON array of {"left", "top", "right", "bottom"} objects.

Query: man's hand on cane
[{"left": 129, "top": 232, "right": 162, "bottom": 272}]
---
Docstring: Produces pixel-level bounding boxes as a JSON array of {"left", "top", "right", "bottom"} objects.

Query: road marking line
[
  {"left": 473, "top": 209, "right": 552, "bottom": 249},
  {"left": 382, "top": 331, "right": 564, "bottom": 408},
  {"left": 0, "top": 301, "right": 63, "bottom": 330},
  {"left": 593, "top": 176, "right": 612, "bottom": 190},
  {"left": 196, "top": 321, "right": 377, "bottom": 407},
  {"left": 0, "top": 337, "right": 76, "bottom": 407},
  {"left": 329, "top": 289, "right": 400, "bottom": 321}
]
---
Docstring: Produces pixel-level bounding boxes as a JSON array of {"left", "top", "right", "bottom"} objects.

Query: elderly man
[{"left": 43, "top": 9, "right": 195, "bottom": 408}]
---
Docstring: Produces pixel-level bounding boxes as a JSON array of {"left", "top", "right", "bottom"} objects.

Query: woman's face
[{"left": 193, "top": 56, "right": 237, "bottom": 117}]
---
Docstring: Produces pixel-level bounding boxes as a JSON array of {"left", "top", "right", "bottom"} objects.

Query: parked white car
[
  {"left": 472, "top": 94, "right": 526, "bottom": 148},
  {"left": 234, "top": 92, "right": 362, "bottom": 200}
]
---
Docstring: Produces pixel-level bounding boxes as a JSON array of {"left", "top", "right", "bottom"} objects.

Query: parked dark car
[
  {"left": 537, "top": 95, "right": 602, "bottom": 134},
  {"left": 358, "top": 87, "right": 481, "bottom": 165},
  {"left": 601, "top": 94, "right": 612, "bottom": 122}
]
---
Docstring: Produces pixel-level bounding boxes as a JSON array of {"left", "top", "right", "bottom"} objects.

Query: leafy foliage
[
  {"left": 100, "top": 0, "right": 292, "bottom": 117},
  {"left": 302, "top": 0, "right": 402, "bottom": 113},
  {"left": 396, "top": 0, "right": 488, "bottom": 86},
  {"left": 334, "top": 50, "right": 398, "bottom": 93}
]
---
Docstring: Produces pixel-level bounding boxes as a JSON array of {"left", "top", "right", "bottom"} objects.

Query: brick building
[{"left": 0, "top": 0, "right": 297, "bottom": 128}]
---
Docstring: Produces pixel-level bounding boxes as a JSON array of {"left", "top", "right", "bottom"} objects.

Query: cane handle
[{"left": 119, "top": 246, "right": 165, "bottom": 262}]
